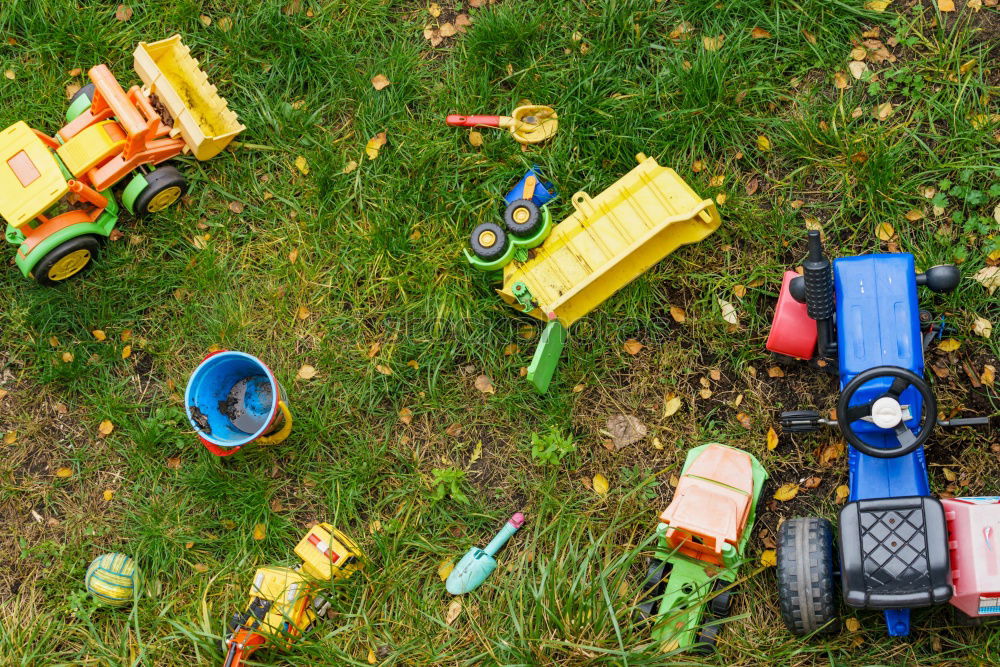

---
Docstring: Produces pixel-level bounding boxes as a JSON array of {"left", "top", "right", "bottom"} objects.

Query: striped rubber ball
[{"left": 85, "top": 553, "right": 139, "bottom": 607}]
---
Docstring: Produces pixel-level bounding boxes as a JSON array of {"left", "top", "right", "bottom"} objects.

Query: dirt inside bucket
[
  {"left": 218, "top": 376, "right": 272, "bottom": 434},
  {"left": 189, "top": 405, "right": 211, "bottom": 434}
]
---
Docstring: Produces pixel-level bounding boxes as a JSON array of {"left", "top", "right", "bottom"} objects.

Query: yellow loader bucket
[
  {"left": 498, "top": 154, "right": 720, "bottom": 327},
  {"left": 133, "top": 35, "right": 245, "bottom": 160}
]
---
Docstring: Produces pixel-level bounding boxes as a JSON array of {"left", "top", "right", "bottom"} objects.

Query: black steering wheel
[{"left": 836, "top": 366, "right": 936, "bottom": 459}]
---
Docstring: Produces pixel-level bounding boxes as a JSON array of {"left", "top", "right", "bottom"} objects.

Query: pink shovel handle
[{"left": 446, "top": 114, "right": 502, "bottom": 127}]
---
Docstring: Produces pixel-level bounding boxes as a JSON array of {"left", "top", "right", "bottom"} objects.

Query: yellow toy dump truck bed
[
  {"left": 499, "top": 153, "right": 720, "bottom": 327},
  {"left": 0, "top": 121, "right": 69, "bottom": 228},
  {"left": 133, "top": 35, "right": 244, "bottom": 160}
]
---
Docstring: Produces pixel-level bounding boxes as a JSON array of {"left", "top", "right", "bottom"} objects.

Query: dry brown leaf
[
  {"left": 750, "top": 26, "right": 771, "bottom": 39},
  {"left": 468, "top": 130, "right": 483, "bottom": 147},
  {"left": 3, "top": 70, "right": 13, "bottom": 80},
  {"left": 439, "top": 22, "right": 457, "bottom": 37},
  {"left": 848, "top": 60, "right": 868, "bottom": 80},
  {"left": 199, "top": 14, "right": 212, "bottom": 26},
  {"left": 718, "top": 297, "right": 738, "bottom": 325},
  {"left": 606, "top": 415, "right": 647, "bottom": 449},
  {"left": 623, "top": 339, "right": 644, "bottom": 355},
  {"left": 399, "top": 407, "right": 413, "bottom": 425},
  {"left": 905, "top": 208, "right": 924, "bottom": 221},
  {"left": 937, "top": 0, "right": 955, "bottom": 10},
  {"left": 709, "top": 174, "right": 725, "bottom": 187},
  {"left": 767, "top": 366, "right": 785, "bottom": 378},
  {"left": 446, "top": 423, "right": 463, "bottom": 437},
  {"left": 850, "top": 46, "right": 868, "bottom": 61},
  {"left": 288, "top": 248, "right": 299, "bottom": 264},
  {"left": 367, "top": 342, "right": 381, "bottom": 358},
  {"left": 297, "top": 364, "right": 318, "bottom": 380},
  {"left": 973, "top": 266, "right": 1000, "bottom": 294},
  {"left": 875, "top": 102, "right": 893, "bottom": 120},
  {"left": 375, "top": 364, "right": 393, "bottom": 376},
  {"left": 166, "top": 456, "right": 182, "bottom": 469},
  {"left": 62, "top": 351, "right": 74, "bottom": 363},
  {"left": 834, "top": 72, "right": 849, "bottom": 89},
  {"left": 733, "top": 284, "right": 747, "bottom": 298},
  {"left": 455, "top": 13, "right": 472, "bottom": 28},
  {"left": 371, "top": 74, "right": 391, "bottom": 90},
  {"left": 736, "top": 412, "right": 752, "bottom": 429},
  {"left": 445, "top": 598, "right": 462, "bottom": 624},
  {"left": 474, "top": 374, "right": 495, "bottom": 394},
  {"left": 115, "top": 4, "right": 133, "bottom": 21},
  {"left": 981, "top": 364, "right": 996, "bottom": 386},
  {"left": 297, "top": 305, "right": 310, "bottom": 320},
  {"left": 846, "top": 617, "right": 862, "bottom": 632},
  {"left": 699, "top": 388, "right": 713, "bottom": 399},
  {"left": 343, "top": 160, "right": 358, "bottom": 174},
  {"left": 669, "top": 306, "right": 686, "bottom": 323},
  {"left": 804, "top": 476, "right": 822, "bottom": 489}
]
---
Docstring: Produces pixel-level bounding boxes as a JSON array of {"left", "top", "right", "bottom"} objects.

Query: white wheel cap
[{"left": 871, "top": 396, "right": 904, "bottom": 429}]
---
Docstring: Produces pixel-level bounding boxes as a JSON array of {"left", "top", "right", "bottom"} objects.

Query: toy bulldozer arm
[{"left": 88, "top": 65, "right": 148, "bottom": 157}]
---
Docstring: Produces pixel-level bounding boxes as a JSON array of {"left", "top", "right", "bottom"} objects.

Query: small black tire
[
  {"left": 32, "top": 234, "right": 101, "bottom": 286},
  {"left": 132, "top": 165, "right": 188, "bottom": 216},
  {"left": 777, "top": 517, "right": 839, "bottom": 636},
  {"left": 503, "top": 199, "right": 542, "bottom": 237},
  {"left": 693, "top": 622, "right": 720, "bottom": 654},
  {"left": 469, "top": 222, "right": 508, "bottom": 261},
  {"left": 69, "top": 83, "right": 95, "bottom": 108},
  {"left": 709, "top": 586, "right": 732, "bottom": 618},
  {"left": 636, "top": 558, "right": 669, "bottom": 620}
]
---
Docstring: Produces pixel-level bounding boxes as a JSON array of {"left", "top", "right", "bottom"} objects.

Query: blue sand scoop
[{"left": 446, "top": 513, "right": 525, "bottom": 595}]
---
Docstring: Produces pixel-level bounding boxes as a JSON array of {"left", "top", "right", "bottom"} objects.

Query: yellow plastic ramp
[
  {"left": 133, "top": 35, "right": 245, "bottom": 160},
  {"left": 499, "top": 154, "right": 720, "bottom": 327}
]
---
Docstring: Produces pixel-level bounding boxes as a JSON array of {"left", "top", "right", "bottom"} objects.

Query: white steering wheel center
[{"left": 871, "top": 396, "right": 904, "bottom": 429}]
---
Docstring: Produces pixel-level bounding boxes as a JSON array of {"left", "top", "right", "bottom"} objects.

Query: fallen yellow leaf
[
  {"left": 366, "top": 132, "right": 387, "bottom": 160},
  {"left": 875, "top": 102, "right": 893, "bottom": 120},
  {"left": 756, "top": 135, "right": 772, "bottom": 152},
  {"left": 474, "top": 374, "right": 495, "bottom": 394},
  {"left": 669, "top": 306, "right": 686, "bottom": 323},
  {"left": 981, "top": 364, "right": 995, "bottom": 386},
  {"left": 663, "top": 394, "right": 682, "bottom": 418},
  {"left": 761, "top": 549, "right": 777, "bottom": 567},
  {"left": 876, "top": 222, "right": 895, "bottom": 241},
  {"left": 428, "top": 2, "right": 442, "bottom": 17},
  {"left": 367, "top": 648, "right": 377, "bottom": 665},
  {"left": 371, "top": 73, "right": 391, "bottom": 90},
  {"left": 469, "top": 130, "right": 483, "bottom": 147},
  {"left": 62, "top": 351, "right": 74, "bottom": 363},
  {"left": 437, "top": 559, "right": 455, "bottom": 581},
  {"left": 774, "top": 483, "right": 800, "bottom": 502},
  {"left": 56, "top": 467, "right": 73, "bottom": 478},
  {"left": 703, "top": 35, "right": 724, "bottom": 51},
  {"left": 399, "top": 407, "right": 413, "bottom": 425},
  {"left": 3, "top": 431, "right": 16, "bottom": 444},
  {"left": 937, "top": 338, "right": 961, "bottom": 352},
  {"left": 750, "top": 26, "right": 771, "bottom": 39},
  {"left": 865, "top": 0, "right": 892, "bottom": 10},
  {"left": 593, "top": 473, "right": 610, "bottom": 495},
  {"left": 766, "top": 427, "right": 779, "bottom": 451},
  {"left": 294, "top": 155, "right": 310, "bottom": 175},
  {"left": 375, "top": 364, "right": 393, "bottom": 376},
  {"left": 973, "top": 317, "right": 992, "bottom": 339},
  {"left": 92, "top": 330, "right": 107, "bottom": 341},
  {"left": 121, "top": 345, "right": 132, "bottom": 359},
  {"left": 103, "top": 489, "right": 114, "bottom": 501},
  {"left": 623, "top": 339, "right": 644, "bottom": 355},
  {"left": 905, "top": 209, "right": 924, "bottom": 221},
  {"left": 253, "top": 523, "right": 266, "bottom": 540},
  {"left": 846, "top": 617, "right": 861, "bottom": 632},
  {"left": 937, "top": 0, "right": 955, "bottom": 10},
  {"left": 297, "top": 364, "right": 318, "bottom": 380},
  {"left": 835, "top": 484, "right": 850, "bottom": 503},
  {"left": 445, "top": 598, "right": 462, "bottom": 625},
  {"left": 98, "top": 419, "right": 114, "bottom": 437}
]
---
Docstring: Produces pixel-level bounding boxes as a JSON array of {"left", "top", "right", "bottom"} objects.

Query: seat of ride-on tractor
[
  {"left": 55, "top": 120, "right": 126, "bottom": 178},
  {"left": 839, "top": 496, "right": 952, "bottom": 609}
]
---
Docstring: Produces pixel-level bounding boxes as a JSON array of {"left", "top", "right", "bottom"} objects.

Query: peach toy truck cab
[
  {"left": 222, "top": 524, "right": 362, "bottom": 667},
  {"left": 466, "top": 154, "right": 720, "bottom": 393},
  {"left": 637, "top": 444, "right": 767, "bottom": 653},
  {"left": 1, "top": 35, "right": 243, "bottom": 286}
]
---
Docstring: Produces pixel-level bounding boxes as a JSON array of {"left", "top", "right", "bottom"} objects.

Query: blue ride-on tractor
[{"left": 766, "top": 231, "right": 990, "bottom": 637}]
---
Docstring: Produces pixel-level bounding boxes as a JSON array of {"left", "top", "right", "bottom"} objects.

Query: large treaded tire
[{"left": 777, "top": 517, "right": 839, "bottom": 636}]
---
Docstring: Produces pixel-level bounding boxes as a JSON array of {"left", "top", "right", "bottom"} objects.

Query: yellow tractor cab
[{"left": 222, "top": 524, "right": 363, "bottom": 667}]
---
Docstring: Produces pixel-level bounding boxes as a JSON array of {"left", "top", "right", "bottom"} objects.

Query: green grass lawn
[{"left": 1, "top": 0, "right": 999, "bottom": 664}]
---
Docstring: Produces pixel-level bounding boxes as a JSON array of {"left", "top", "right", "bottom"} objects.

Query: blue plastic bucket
[{"left": 184, "top": 351, "right": 291, "bottom": 455}]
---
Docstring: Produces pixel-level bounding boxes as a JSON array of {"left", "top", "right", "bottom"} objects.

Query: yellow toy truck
[
  {"left": 1, "top": 35, "right": 243, "bottom": 285},
  {"left": 467, "top": 155, "right": 720, "bottom": 392},
  {"left": 221, "top": 523, "right": 362, "bottom": 667}
]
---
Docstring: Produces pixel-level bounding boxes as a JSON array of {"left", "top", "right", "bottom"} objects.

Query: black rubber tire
[
  {"left": 469, "top": 222, "right": 508, "bottom": 261},
  {"left": 708, "top": 585, "right": 732, "bottom": 618},
  {"left": 69, "top": 83, "right": 95, "bottom": 108},
  {"left": 503, "top": 199, "right": 542, "bottom": 238},
  {"left": 132, "top": 165, "right": 188, "bottom": 216},
  {"left": 636, "top": 558, "right": 670, "bottom": 620},
  {"left": 693, "top": 622, "right": 720, "bottom": 654},
  {"left": 777, "top": 517, "right": 839, "bottom": 636},
  {"left": 32, "top": 234, "right": 101, "bottom": 286}
]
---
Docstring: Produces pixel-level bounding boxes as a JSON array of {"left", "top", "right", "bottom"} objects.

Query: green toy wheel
[
  {"left": 469, "top": 222, "right": 509, "bottom": 262},
  {"left": 128, "top": 166, "right": 188, "bottom": 216},
  {"left": 503, "top": 199, "right": 542, "bottom": 238},
  {"left": 31, "top": 234, "right": 101, "bottom": 286},
  {"left": 65, "top": 83, "right": 95, "bottom": 123}
]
